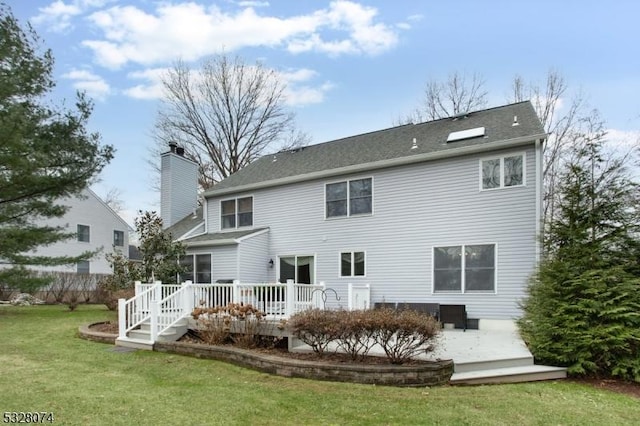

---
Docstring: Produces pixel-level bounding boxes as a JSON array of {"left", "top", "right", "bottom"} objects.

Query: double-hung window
[
  {"left": 77, "top": 224, "right": 90, "bottom": 242},
  {"left": 340, "top": 251, "right": 365, "bottom": 277},
  {"left": 481, "top": 154, "right": 524, "bottom": 190},
  {"left": 433, "top": 244, "right": 496, "bottom": 293},
  {"left": 221, "top": 196, "right": 253, "bottom": 229},
  {"left": 326, "top": 178, "right": 372, "bottom": 218}
]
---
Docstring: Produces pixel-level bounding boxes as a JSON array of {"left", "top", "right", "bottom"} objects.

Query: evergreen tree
[
  {"left": 0, "top": 5, "right": 113, "bottom": 292},
  {"left": 519, "top": 115, "right": 640, "bottom": 381}
]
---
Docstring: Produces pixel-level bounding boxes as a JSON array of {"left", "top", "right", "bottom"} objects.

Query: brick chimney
[{"left": 160, "top": 143, "right": 198, "bottom": 229}]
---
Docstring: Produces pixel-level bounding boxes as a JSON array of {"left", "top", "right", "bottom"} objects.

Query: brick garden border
[
  {"left": 78, "top": 322, "right": 454, "bottom": 386},
  {"left": 155, "top": 340, "right": 453, "bottom": 387}
]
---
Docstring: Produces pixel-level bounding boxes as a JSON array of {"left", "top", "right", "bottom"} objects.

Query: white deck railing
[{"left": 119, "top": 280, "right": 326, "bottom": 344}]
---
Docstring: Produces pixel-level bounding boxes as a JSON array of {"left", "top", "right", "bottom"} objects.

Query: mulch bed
[{"left": 89, "top": 321, "right": 119, "bottom": 334}]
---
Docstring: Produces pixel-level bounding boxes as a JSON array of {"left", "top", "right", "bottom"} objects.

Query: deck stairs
[
  {"left": 115, "top": 317, "right": 189, "bottom": 350},
  {"left": 449, "top": 354, "right": 566, "bottom": 385}
]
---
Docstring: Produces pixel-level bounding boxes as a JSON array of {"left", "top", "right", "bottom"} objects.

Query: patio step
[
  {"left": 115, "top": 336, "right": 154, "bottom": 350},
  {"left": 450, "top": 365, "right": 567, "bottom": 385},
  {"left": 453, "top": 355, "right": 534, "bottom": 373}
]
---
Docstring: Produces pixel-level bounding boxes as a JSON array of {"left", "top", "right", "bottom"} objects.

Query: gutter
[{"left": 204, "top": 133, "right": 547, "bottom": 198}]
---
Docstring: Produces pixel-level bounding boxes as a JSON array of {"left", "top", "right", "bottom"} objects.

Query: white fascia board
[
  {"left": 204, "top": 133, "right": 547, "bottom": 199},
  {"left": 234, "top": 228, "right": 270, "bottom": 242},
  {"left": 183, "top": 239, "right": 239, "bottom": 248}
]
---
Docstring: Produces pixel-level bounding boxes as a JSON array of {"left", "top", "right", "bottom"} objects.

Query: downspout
[{"left": 534, "top": 138, "right": 543, "bottom": 264}]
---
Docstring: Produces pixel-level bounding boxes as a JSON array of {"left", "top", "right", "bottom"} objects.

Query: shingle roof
[
  {"left": 204, "top": 101, "right": 545, "bottom": 197},
  {"left": 180, "top": 227, "right": 269, "bottom": 245},
  {"left": 166, "top": 206, "right": 204, "bottom": 240}
]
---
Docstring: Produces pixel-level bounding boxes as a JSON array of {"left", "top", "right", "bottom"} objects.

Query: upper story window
[
  {"left": 326, "top": 178, "right": 372, "bottom": 218},
  {"left": 433, "top": 244, "right": 496, "bottom": 293},
  {"left": 481, "top": 154, "right": 524, "bottom": 190},
  {"left": 221, "top": 196, "right": 253, "bottom": 229},
  {"left": 341, "top": 251, "right": 366, "bottom": 277},
  {"left": 113, "top": 230, "right": 124, "bottom": 247},
  {"left": 77, "top": 224, "right": 90, "bottom": 243}
]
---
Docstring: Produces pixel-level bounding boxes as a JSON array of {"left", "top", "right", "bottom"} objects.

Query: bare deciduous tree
[
  {"left": 153, "top": 54, "right": 309, "bottom": 190},
  {"left": 400, "top": 71, "right": 488, "bottom": 124},
  {"left": 103, "top": 187, "right": 124, "bottom": 213},
  {"left": 509, "top": 70, "right": 588, "bottom": 231}
]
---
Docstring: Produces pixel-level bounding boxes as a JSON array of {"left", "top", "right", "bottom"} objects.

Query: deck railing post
[
  {"left": 232, "top": 280, "right": 240, "bottom": 305},
  {"left": 134, "top": 281, "right": 142, "bottom": 316},
  {"left": 182, "top": 280, "right": 193, "bottom": 317},
  {"left": 150, "top": 300, "right": 158, "bottom": 343},
  {"left": 153, "top": 280, "right": 162, "bottom": 302},
  {"left": 118, "top": 298, "right": 126, "bottom": 338},
  {"left": 286, "top": 279, "right": 295, "bottom": 316}
]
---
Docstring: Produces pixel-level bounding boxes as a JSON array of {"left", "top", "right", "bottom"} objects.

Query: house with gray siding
[
  {"left": 5, "top": 188, "right": 132, "bottom": 275},
  {"left": 164, "top": 101, "right": 546, "bottom": 325}
]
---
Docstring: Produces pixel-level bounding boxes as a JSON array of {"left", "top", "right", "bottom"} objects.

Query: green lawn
[{"left": 1, "top": 305, "right": 638, "bottom": 425}]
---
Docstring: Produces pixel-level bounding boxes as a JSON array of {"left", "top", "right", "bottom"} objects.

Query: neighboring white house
[
  {"left": 163, "top": 101, "right": 546, "bottom": 323},
  {"left": 20, "top": 188, "right": 131, "bottom": 275}
]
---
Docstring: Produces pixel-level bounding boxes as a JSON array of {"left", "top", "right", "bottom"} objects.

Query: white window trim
[
  {"left": 77, "top": 223, "right": 91, "bottom": 243},
  {"left": 77, "top": 260, "right": 90, "bottom": 274},
  {"left": 220, "top": 195, "right": 254, "bottom": 231},
  {"left": 276, "top": 254, "right": 317, "bottom": 284},
  {"left": 478, "top": 152, "right": 526, "bottom": 191},
  {"left": 339, "top": 250, "right": 367, "bottom": 278},
  {"left": 324, "top": 176, "right": 374, "bottom": 220},
  {"left": 180, "top": 253, "right": 213, "bottom": 284},
  {"left": 113, "top": 229, "right": 125, "bottom": 247},
  {"left": 431, "top": 243, "right": 498, "bottom": 294}
]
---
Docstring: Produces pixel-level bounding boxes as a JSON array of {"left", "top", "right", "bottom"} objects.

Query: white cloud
[
  {"left": 61, "top": 68, "right": 111, "bottom": 100},
  {"left": 279, "top": 68, "right": 333, "bottom": 106},
  {"left": 31, "top": 0, "right": 113, "bottom": 32},
  {"left": 236, "top": 1, "right": 270, "bottom": 7},
  {"left": 123, "top": 68, "right": 168, "bottom": 100},
  {"left": 82, "top": 1, "right": 399, "bottom": 69},
  {"left": 606, "top": 129, "right": 640, "bottom": 150}
]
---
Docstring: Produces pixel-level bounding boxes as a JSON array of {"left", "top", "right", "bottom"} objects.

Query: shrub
[
  {"left": 289, "top": 309, "right": 342, "bottom": 354},
  {"left": 192, "top": 303, "right": 265, "bottom": 348},
  {"left": 370, "top": 308, "right": 440, "bottom": 364},
  {"left": 289, "top": 308, "right": 440, "bottom": 363},
  {"left": 335, "top": 310, "right": 378, "bottom": 360},
  {"left": 520, "top": 266, "right": 640, "bottom": 381}
]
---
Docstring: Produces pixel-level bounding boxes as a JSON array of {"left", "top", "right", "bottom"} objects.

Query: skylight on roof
[{"left": 446, "top": 126, "right": 485, "bottom": 143}]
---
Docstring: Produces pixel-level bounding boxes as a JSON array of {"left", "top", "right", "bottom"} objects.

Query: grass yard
[{"left": 1, "top": 305, "right": 639, "bottom": 425}]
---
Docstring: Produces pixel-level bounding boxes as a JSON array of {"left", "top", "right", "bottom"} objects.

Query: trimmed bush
[
  {"left": 289, "top": 308, "right": 440, "bottom": 364},
  {"left": 192, "top": 303, "right": 265, "bottom": 348}
]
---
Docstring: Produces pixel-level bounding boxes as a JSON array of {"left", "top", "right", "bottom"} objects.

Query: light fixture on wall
[{"left": 268, "top": 259, "right": 274, "bottom": 268}]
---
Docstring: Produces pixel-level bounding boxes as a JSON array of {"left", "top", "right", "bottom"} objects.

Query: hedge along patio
[{"left": 2, "top": 305, "right": 640, "bottom": 425}]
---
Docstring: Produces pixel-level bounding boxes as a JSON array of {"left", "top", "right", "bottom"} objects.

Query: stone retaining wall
[
  {"left": 78, "top": 322, "right": 117, "bottom": 344},
  {"left": 155, "top": 340, "right": 453, "bottom": 387}
]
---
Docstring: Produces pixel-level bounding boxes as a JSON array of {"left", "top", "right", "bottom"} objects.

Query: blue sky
[{"left": 8, "top": 0, "right": 640, "bottom": 226}]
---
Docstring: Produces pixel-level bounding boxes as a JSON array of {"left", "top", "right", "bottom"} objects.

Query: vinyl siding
[
  {"left": 205, "top": 145, "right": 538, "bottom": 319},
  {"left": 211, "top": 245, "right": 238, "bottom": 282},
  {"left": 238, "top": 231, "right": 270, "bottom": 282},
  {"left": 14, "top": 189, "right": 130, "bottom": 275},
  {"left": 161, "top": 152, "right": 198, "bottom": 228}
]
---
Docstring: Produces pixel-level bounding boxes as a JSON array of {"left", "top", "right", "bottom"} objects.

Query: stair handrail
[
  {"left": 152, "top": 281, "right": 194, "bottom": 340},
  {"left": 118, "top": 281, "right": 161, "bottom": 340}
]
